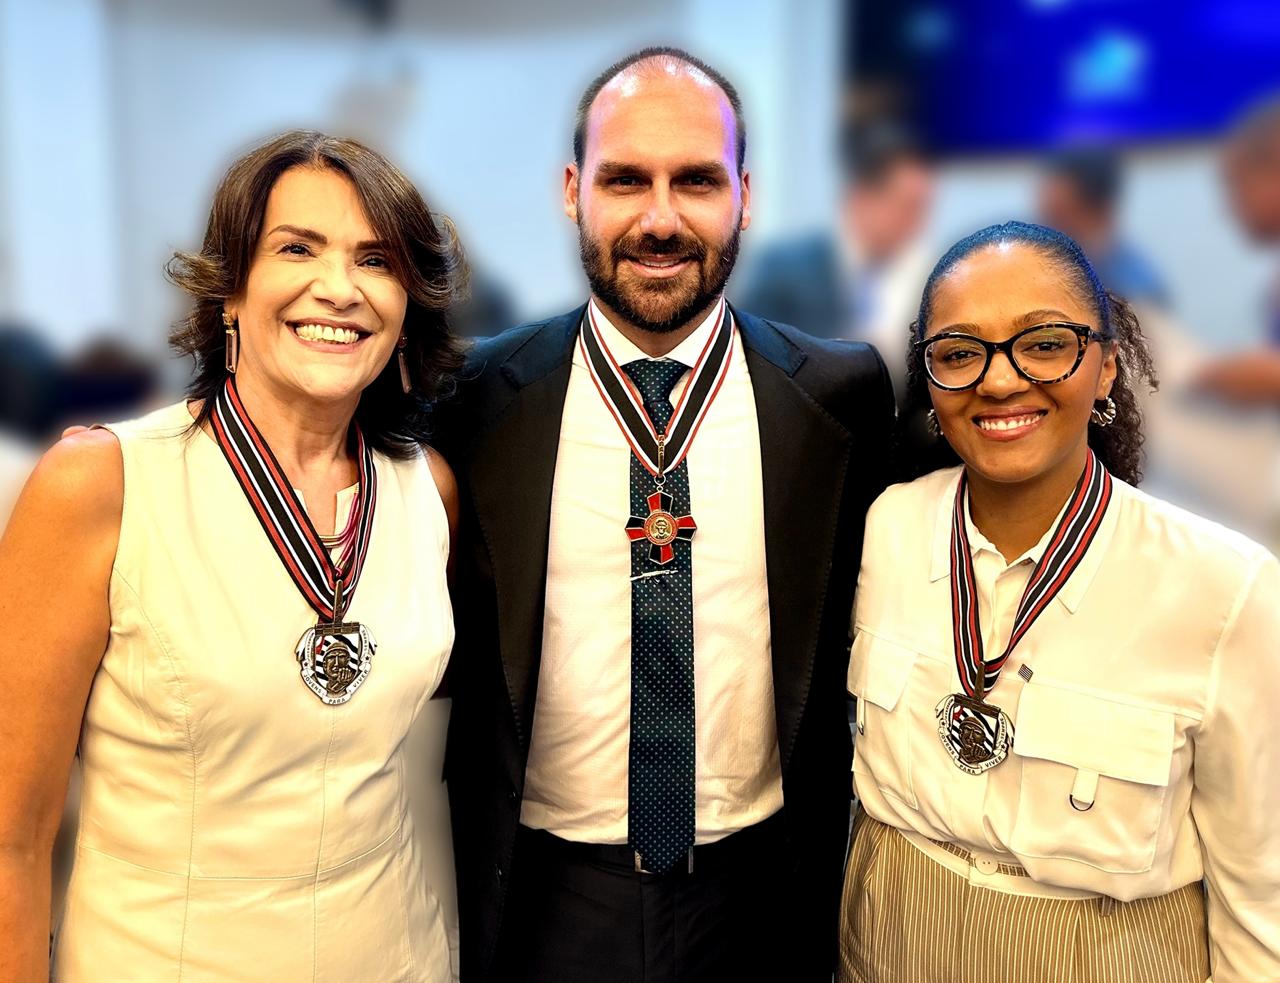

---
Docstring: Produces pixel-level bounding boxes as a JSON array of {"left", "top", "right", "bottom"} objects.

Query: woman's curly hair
[
  {"left": 168, "top": 129, "right": 467, "bottom": 457},
  {"left": 904, "top": 220, "right": 1158, "bottom": 485}
]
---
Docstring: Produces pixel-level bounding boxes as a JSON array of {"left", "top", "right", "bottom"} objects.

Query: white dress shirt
[
  {"left": 850, "top": 465, "right": 1280, "bottom": 982},
  {"left": 520, "top": 299, "right": 783, "bottom": 845}
]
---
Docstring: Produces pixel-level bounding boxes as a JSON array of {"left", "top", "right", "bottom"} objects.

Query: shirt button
[{"left": 974, "top": 854, "right": 1000, "bottom": 876}]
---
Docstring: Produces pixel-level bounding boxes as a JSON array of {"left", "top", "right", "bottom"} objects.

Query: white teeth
[
  {"left": 294, "top": 324, "right": 360, "bottom": 344},
  {"left": 977, "top": 414, "right": 1041, "bottom": 432}
]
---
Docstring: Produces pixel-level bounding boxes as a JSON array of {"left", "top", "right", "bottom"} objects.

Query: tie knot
[{"left": 621, "top": 359, "right": 687, "bottom": 430}]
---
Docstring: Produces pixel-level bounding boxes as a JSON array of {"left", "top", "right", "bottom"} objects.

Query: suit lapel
[
  {"left": 737, "top": 309, "right": 852, "bottom": 774},
  {"left": 467, "top": 308, "right": 582, "bottom": 749}
]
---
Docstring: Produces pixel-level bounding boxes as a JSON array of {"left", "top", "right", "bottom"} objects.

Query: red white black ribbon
[
  {"left": 950, "top": 450, "right": 1112, "bottom": 698},
  {"left": 580, "top": 299, "right": 734, "bottom": 479},
  {"left": 210, "top": 378, "right": 377, "bottom": 624}
]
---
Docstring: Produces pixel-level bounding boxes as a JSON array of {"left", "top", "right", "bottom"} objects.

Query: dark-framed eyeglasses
[{"left": 913, "top": 321, "right": 1109, "bottom": 392}]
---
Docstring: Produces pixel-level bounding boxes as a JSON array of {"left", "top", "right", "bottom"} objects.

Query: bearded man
[{"left": 439, "top": 47, "right": 895, "bottom": 982}]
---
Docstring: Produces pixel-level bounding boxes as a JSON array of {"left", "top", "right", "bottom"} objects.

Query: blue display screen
[{"left": 893, "top": 0, "right": 1280, "bottom": 153}]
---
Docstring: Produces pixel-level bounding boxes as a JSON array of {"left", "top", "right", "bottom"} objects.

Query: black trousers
[{"left": 494, "top": 813, "right": 791, "bottom": 983}]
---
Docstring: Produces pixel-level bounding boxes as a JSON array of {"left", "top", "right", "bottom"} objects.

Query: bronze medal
[
  {"left": 626, "top": 490, "right": 696, "bottom": 566},
  {"left": 580, "top": 301, "right": 733, "bottom": 569}
]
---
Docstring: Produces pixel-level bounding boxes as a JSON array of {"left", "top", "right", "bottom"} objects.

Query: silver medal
[
  {"left": 295, "top": 622, "right": 376, "bottom": 706},
  {"left": 935, "top": 692, "right": 1013, "bottom": 776}
]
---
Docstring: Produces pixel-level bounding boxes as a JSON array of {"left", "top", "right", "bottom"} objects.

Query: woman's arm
[
  {"left": 426, "top": 445, "right": 459, "bottom": 581},
  {"left": 426, "top": 447, "right": 459, "bottom": 700},
  {"left": 1191, "top": 551, "right": 1280, "bottom": 982},
  {"left": 0, "top": 430, "right": 120, "bottom": 982}
]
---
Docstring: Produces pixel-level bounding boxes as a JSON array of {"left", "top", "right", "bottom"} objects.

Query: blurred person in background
[
  {"left": 1038, "top": 147, "right": 1172, "bottom": 309},
  {"left": 1196, "top": 93, "right": 1280, "bottom": 406},
  {"left": 0, "top": 130, "right": 462, "bottom": 981},
  {"left": 59, "top": 339, "right": 161, "bottom": 429},
  {"left": 739, "top": 118, "right": 935, "bottom": 398},
  {"left": 842, "top": 222, "right": 1280, "bottom": 983},
  {"left": 0, "top": 325, "right": 59, "bottom": 529},
  {"left": 439, "top": 47, "right": 894, "bottom": 982},
  {"left": 450, "top": 266, "right": 518, "bottom": 339}
]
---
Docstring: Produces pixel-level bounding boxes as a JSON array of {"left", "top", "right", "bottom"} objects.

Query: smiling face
[
  {"left": 565, "top": 62, "right": 750, "bottom": 334},
  {"left": 924, "top": 242, "right": 1116, "bottom": 491},
  {"left": 225, "top": 165, "right": 407, "bottom": 413}
]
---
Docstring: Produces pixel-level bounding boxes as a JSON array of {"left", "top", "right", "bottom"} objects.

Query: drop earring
[
  {"left": 927, "top": 408, "right": 942, "bottom": 437},
  {"left": 397, "top": 335, "right": 412, "bottom": 394},
  {"left": 223, "top": 311, "right": 239, "bottom": 374}
]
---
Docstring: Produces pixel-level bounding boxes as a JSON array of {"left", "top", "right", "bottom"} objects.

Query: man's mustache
[{"left": 611, "top": 234, "right": 707, "bottom": 263}]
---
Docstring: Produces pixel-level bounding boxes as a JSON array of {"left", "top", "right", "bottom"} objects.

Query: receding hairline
[
  {"left": 599, "top": 53, "right": 723, "bottom": 100},
  {"left": 573, "top": 46, "right": 747, "bottom": 171}
]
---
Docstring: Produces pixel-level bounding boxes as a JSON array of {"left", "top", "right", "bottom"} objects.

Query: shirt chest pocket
[
  {"left": 849, "top": 631, "right": 920, "bottom": 810},
  {"left": 1010, "top": 683, "right": 1176, "bottom": 874}
]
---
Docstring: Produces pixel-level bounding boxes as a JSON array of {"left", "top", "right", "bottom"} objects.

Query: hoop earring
[
  {"left": 222, "top": 311, "right": 239, "bottom": 374},
  {"left": 397, "top": 334, "right": 412, "bottom": 394},
  {"left": 926, "top": 408, "right": 942, "bottom": 437},
  {"left": 1090, "top": 395, "right": 1117, "bottom": 427}
]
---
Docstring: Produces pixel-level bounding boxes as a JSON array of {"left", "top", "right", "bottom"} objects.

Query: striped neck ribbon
[
  {"left": 949, "top": 450, "right": 1112, "bottom": 698},
  {"left": 579, "top": 299, "right": 735, "bottom": 480},
  {"left": 209, "top": 378, "right": 377, "bottom": 624}
]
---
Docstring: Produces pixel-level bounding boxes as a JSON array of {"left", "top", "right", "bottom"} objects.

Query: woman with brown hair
[
  {"left": 841, "top": 222, "right": 1280, "bottom": 982},
  {"left": 0, "top": 131, "right": 465, "bottom": 981}
]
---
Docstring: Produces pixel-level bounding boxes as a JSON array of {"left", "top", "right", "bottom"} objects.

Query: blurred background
[
  {"left": 4, "top": 0, "right": 1279, "bottom": 964},
  {"left": 3, "top": 0, "right": 1280, "bottom": 543}
]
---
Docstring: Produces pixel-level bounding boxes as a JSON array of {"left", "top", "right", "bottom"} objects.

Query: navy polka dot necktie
[{"left": 621, "top": 357, "right": 696, "bottom": 874}]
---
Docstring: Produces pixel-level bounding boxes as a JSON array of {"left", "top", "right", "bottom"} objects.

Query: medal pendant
[
  {"left": 935, "top": 692, "right": 1013, "bottom": 775},
  {"left": 626, "top": 489, "right": 696, "bottom": 565},
  {"left": 295, "top": 621, "right": 376, "bottom": 705}
]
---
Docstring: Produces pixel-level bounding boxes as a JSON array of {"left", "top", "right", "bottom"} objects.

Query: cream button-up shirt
[
  {"left": 849, "top": 466, "right": 1280, "bottom": 982},
  {"left": 520, "top": 299, "right": 783, "bottom": 845}
]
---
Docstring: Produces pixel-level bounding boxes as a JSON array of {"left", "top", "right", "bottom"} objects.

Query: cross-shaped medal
[{"left": 626, "top": 490, "right": 696, "bottom": 565}]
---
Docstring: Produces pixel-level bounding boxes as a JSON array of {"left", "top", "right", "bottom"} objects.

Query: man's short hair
[
  {"left": 1043, "top": 147, "right": 1123, "bottom": 211},
  {"left": 573, "top": 46, "right": 747, "bottom": 172}
]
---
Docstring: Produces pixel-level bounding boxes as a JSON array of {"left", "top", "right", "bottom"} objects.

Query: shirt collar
[
  {"left": 928, "top": 465, "right": 1124, "bottom": 614},
  {"left": 583, "top": 296, "right": 725, "bottom": 369}
]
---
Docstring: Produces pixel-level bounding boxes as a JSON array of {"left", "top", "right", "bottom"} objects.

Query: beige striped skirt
[{"left": 839, "top": 812, "right": 1210, "bottom": 983}]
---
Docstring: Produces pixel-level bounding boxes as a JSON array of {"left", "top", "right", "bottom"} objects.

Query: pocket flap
[
  {"left": 848, "top": 630, "right": 918, "bottom": 713},
  {"left": 1015, "top": 684, "right": 1174, "bottom": 786}
]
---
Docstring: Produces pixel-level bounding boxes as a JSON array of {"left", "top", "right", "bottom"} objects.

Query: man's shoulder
[
  {"left": 432, "top": 306, "right": 582, "bottom": 451},
  {"left": 733, "top": 307, "right": 894, "bottom": 428},
  {"left": 462, "top": 305, "right": 584, "bottom": 381},
  {"left": 735, "top": 306, "right": 887, "bottom": 381}
]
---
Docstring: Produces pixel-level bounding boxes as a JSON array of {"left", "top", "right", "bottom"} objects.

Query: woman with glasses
[{"left": 839, "top": 222, "right": 1280, "bottom": 982}]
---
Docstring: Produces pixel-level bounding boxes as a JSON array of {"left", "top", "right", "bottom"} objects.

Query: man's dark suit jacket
[{"left": 436, "top": 303, "right": 895, "bottom": 981}]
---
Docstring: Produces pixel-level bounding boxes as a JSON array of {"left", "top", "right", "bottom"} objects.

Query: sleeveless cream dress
[{"left": 53, "top": 401, "right": 454, "bottom": 982}]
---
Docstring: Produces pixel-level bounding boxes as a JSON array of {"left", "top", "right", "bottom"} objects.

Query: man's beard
[{"left": 579, "top": 222, "right": 741, "bottom": 335}]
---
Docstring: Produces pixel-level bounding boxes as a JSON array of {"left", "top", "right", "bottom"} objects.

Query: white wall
[
  {"left": 0, "top": 0, "right": 123, "bottom": 351},
  {"left": 91, "top": 0, "right": 842, "bottom": 360}
]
